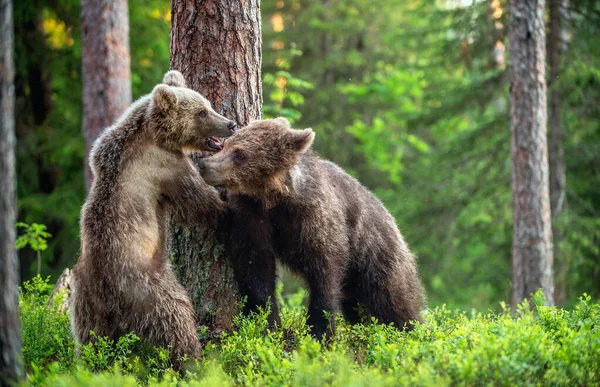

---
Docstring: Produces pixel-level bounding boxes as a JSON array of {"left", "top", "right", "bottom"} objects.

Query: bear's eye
[
  {"left": 233, "top": 150, "right": 245, "bottom": 165},
  {"left": 198, "top": 110, "right": 208, "bottom": 118}
]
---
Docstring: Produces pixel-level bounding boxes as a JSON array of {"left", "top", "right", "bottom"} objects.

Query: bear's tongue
[{"left": 207, "top": 137, "right": 223, "bottom": 151}]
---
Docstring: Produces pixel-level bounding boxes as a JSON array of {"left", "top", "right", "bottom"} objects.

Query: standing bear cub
[
  {"left": 70, "top": 70, "right": 236, "bottom": 366},
  {"left": 199, "top": 118, "right": 425, "bottom": 338}
]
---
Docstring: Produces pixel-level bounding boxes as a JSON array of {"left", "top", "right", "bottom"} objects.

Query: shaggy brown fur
[
  {"left": 70, "top": 71, "right": 236, "bottom": 366},
  {"left": 199, "top": 118, "right": 426, "bottom": 339}
]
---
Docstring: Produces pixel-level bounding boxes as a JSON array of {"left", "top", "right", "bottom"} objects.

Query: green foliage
[
  {"left": 77, "top": 333, "right": 141, "bottom": 373},
  {"left": 556, "top": 2, "right": 600, "bottom": 302},
  {"left": 263, "top": 43, "right": 314, "bottom": 124},
  {"left": 16, "top": 222, "right": 52, "bottom": 253},
  {"left": 18, "top": 286, "right": 600, "bottom": 386},
  {"left": 14, "top": 0, "right": 84, "bottom": 278},
  {"left": 342, "top": 62, "right": 429, "bottom": 184},
  {"left": 20, "top": 276, "right": 73, "bottom": 370}
]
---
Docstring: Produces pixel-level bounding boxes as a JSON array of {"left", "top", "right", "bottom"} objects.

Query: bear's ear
[
  {"left": 273, "top": 117, "right": 291, "bottom": 127},
  {"left": 288, "top": 128, "right": 315, "bottom": 153},
  {"left": 152, "top": 85, "right": 178, "bottom": 114},
  {"left": 162, "top": 70, "right": 187, "bottom": 88}
]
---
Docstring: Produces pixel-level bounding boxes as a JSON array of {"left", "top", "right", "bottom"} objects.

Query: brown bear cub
[
  {"left": 199, "top": 118, "right": 425, "bottom": 339},
  {"left": 70, "top": 70, "right": 236, "bottom": 366}
]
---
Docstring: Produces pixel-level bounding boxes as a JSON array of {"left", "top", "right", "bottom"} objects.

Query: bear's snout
[
  {"left": 197, "top": 158, "right": 226, "bottom": 188},
  {"left": 228, "top": 121, "right": 237, "bottom": 133}
]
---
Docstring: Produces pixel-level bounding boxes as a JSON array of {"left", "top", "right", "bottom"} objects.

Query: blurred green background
[{"left": 14, "top": 0, "right": 599, "bottom": 311}]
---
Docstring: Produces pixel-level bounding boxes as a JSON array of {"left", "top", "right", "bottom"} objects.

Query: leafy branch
[{"left": 16, "top": 222, "right": 52, "bottom": 276}]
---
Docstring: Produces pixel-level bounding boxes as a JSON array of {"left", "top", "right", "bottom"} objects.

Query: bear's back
[
  {"left": 89, "top": 96, "right": 150, "bottom": 189},
  {"left": 79, "top": 95, "right": 168, "bottom": 275},
  {"left": 296, "top": 154, "right": 409, "bottom": 265}
]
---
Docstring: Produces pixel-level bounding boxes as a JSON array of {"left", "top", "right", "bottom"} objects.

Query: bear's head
[
  {"left": 148, "top": 70, "right": 237, "bottom": 152},
  {"left": 199, "top": 117, "right": 314, "bottom": 196}
]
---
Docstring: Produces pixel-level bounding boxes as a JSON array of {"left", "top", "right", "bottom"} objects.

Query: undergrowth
[{"left": 18, "top": 276, "right": 600, "bottom": 386}]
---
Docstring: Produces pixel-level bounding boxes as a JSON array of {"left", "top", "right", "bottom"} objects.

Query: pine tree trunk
[
  {"left": 169, "top": 0, "right": 262, "bottom": 332},
  {"left": 548, "top": 0, "right": 568, "bottom": 306},
  {"left": 509, "top": 0, "right": 555, "bottom": 307},
  {"left": 0, "top": 0, "right": 22, "bottom": 382},
  {"left": 81, "top": 0, "right": 132, "bottom": 193}
]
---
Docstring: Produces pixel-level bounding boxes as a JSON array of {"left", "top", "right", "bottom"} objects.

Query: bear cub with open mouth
[{"left": 70, "top": 70, "right": 235, "bottom": 367}]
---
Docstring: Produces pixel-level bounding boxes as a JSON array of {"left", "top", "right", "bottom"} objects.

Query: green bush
[
  {"left": 20, "top": 276, "right": 73, "bottom": 370},
  {"left": 19, "top": 282, "right": 600, "bottom": 386}
]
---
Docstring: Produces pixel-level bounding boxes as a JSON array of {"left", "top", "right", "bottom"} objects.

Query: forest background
[{"left": 14, "top": 0, "right": 599, "bottom": 311}]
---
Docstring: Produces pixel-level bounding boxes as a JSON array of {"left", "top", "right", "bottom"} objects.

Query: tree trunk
[
  {"left": 81, "top": 0, "right": 132, "bottom": 193},
  {"left": 169, "top": 0, "right": 262, "bottom": 332},
  {"left": 509, "top": 0, "right": 555, "bottom": 307},
  {"left": 548, "top": 0, "right": 568, "bottom": 306},
  {"left": 0, "top": 0, "right": 22, "bottom": 382}
]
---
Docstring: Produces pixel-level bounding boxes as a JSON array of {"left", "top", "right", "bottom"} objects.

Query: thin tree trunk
[
  {"left": 81, "top": 0, "right": 132, "bottom": 193},
  {"left": 509, "top": 0, "right": 555, "bottom": 307},
  {"left": 169, "top": 0, "right": 262, "bottom": 332},
  {"left": 0, "top": 0, "right": 22, "bottom": 382},
  {"left": 37, "top": 249, "right": 41, "bottom": 276},
  {"left": 548, "top": 0, "right": 568, "bottom": 306}
]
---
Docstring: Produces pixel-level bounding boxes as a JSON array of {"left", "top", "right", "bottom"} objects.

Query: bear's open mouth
[{"left": 207, "top": 137, "right": 223, "bottom": 151}]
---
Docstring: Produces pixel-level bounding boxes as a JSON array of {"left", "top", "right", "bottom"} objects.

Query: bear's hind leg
[
  {"left": 362, "top": 274, "right": 419, "bottom": 331},
  {"left": 70, "top": 285, "right": 117, "bottom": 346},
  {"left": 341, "top": 270, "right": 361, "bottom": 325},
  {"left": 341, "top": 298, "right": 361, "bottom": 325},
  {"left": 145, "top": 283, "right": 202, "bottom": 369},
  {"left": 306, "top": 286, "right": 340, "bottom": 340},
  {"left": 164, "top": 319, "right": 202, "bottom": 370}
]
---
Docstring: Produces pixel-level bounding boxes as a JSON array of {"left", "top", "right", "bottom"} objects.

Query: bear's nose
[
  {"left": 198, "top": 159, "right": 206, "bottom": 170},
  {"left": 228, "top": 121, "right": 237, "bottom": 133}
]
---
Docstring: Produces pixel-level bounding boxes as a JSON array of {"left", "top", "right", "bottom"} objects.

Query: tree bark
[
  {"left": 509, "top": 0, "right": 555, "bottom": 307},
  {"left": 0, "top": 0, "right": 22, "bottom": 382},
  {"left": 169, "top": 0, "right": 262, "bottom": 332},
  {"left": 548, "top": 0, "right": 568, "bottom": 306},
  {"left": 81, "top": 0, "right": 132, "bottom": 193}
]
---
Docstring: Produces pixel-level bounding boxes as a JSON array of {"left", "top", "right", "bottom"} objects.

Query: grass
[{"left": 19, "top": 276, "right": 600, "bottom": 386}]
